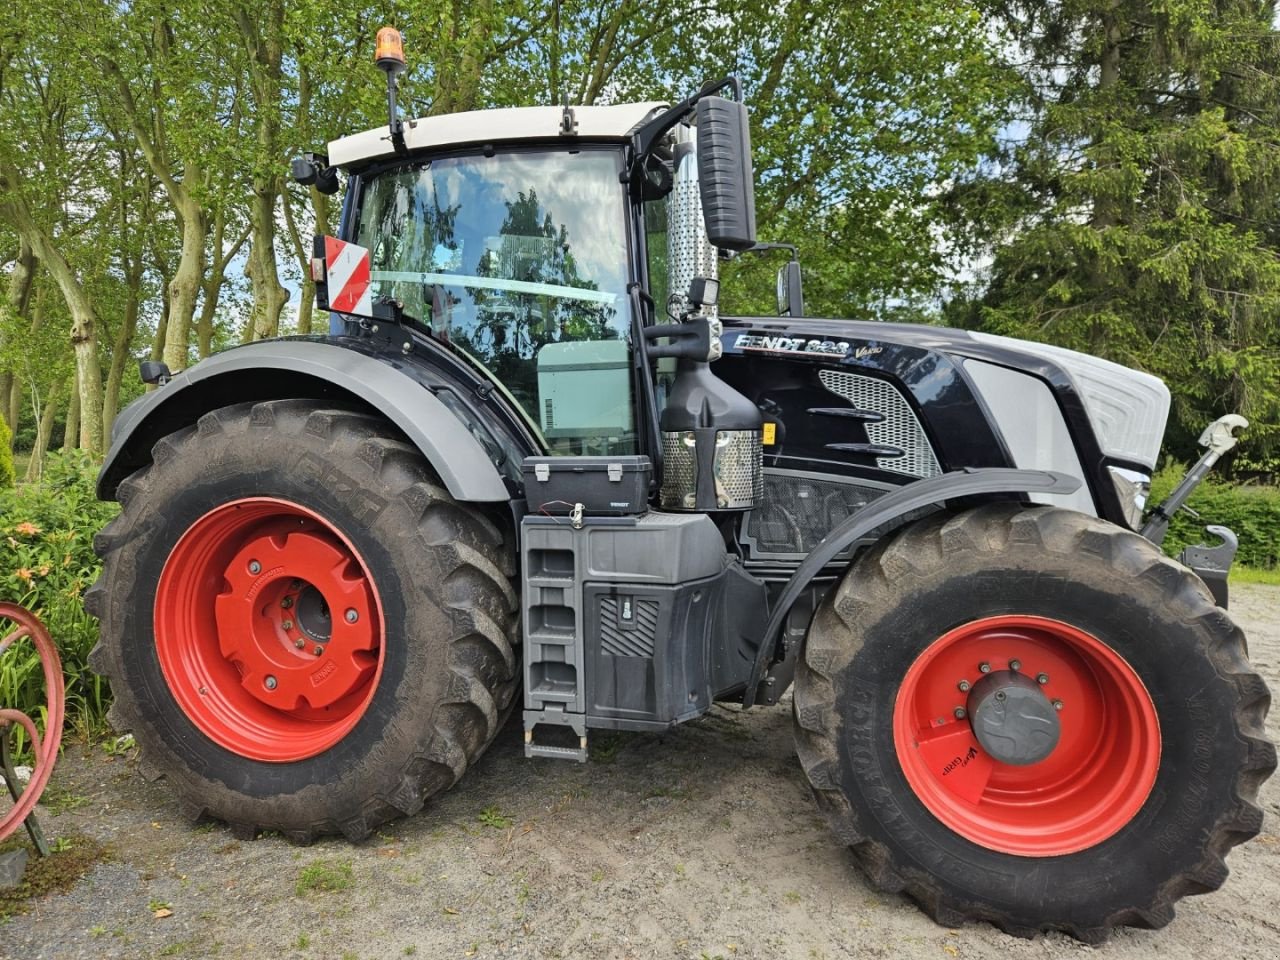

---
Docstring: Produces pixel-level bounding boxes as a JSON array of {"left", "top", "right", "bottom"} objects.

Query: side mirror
[
  {"left": 291, "top": 153, "right": 340, "bottom": 195},
  {"left": 695, "top": 97, "right": 757, "bottom": 251},
  {"left": 777, "top": 261, "right": 804, "bottom": 317}
]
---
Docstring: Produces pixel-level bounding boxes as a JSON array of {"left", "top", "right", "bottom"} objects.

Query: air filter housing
[{"left": 659, "top": 362, "right": 762, "bottom": 511}]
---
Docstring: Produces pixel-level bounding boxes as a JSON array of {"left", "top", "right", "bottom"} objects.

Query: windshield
[{"left": 355, "top": 149, "right": 636, "bottom": 453}]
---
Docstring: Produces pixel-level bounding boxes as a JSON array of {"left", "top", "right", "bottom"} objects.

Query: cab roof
[{"left": 327, "top": 102, "right": 668, "bottom": 169}]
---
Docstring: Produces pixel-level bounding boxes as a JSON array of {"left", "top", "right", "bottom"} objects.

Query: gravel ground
[{"left": 8, "top": 583, "right": 1280, "bottom": 960}]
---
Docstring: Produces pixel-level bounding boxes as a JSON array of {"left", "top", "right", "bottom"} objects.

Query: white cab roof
[{"left": 328, "top": 102, "right": 667, "bottom": 168}]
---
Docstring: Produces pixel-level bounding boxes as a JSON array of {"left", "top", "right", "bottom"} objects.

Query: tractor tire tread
[{"left": 793, "top": 503, "right": 1275, "bottom": 942}]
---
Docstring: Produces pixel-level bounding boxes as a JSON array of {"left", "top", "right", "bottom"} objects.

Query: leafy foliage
[
  {"left": 0, "top": 414, "right": 13, "bottom": 487},
  {"left": 1150, "top": 462, "right": 1280, "bottom": 569},
  {"left": 953, "top": 1, "right": 1280, "bottom": 471},
  {"left": 0, "top": 453, "right": 120, "bottom": 747}
]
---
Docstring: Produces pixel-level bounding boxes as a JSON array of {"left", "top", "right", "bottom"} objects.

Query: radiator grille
[
  {"left": 599, "top": 596, "right": 659, "bottom": 658},
  {"left": 746, "top": 471, "right": 888, "bottom": 556},
  {"left": 817, "top": 370, "right": 941, "bottom": 478}
]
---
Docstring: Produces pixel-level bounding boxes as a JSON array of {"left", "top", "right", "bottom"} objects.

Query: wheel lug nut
[
  {"left": 264, "top": 675, "right": 277, "bottom": 690},
  {"left": 978, "top": 662, "right": 991, "bottom": 674},
  {"left": 248, "top": 560, "right": 262, "bottom": 575},
  {"left": 1037, "top": 673, "right": 1049, "bottom": 685},
  {"left": 1052, "top": 699, "right": 1064, "bottom": 711},
  {"left": 957, "top": 679, "right": 971, "bottom": 692},
  {"left": 282, "top": 619, "right": 293, "bottom": 631},
  {"left": 314, "top": 646, "right": 325, "bottom": 657},
  {"left": 1009, "top": 659, "right": 1021, "bottom": 671},
  {"left": 953, "top": 707, "right": 967, "bottom": 719},
  {"left": 294, "top": 639, "right": 305, "bottom": 649},
  {"left": 281, "top": 597, "right": 293, "bottom": 609},
  {"left": 344, "top": 608, "right": 359, "bottom": 623}
]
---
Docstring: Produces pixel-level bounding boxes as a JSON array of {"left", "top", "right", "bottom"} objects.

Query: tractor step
[{"left": 523, "top": 707, "right": 588, "bottom": 763}]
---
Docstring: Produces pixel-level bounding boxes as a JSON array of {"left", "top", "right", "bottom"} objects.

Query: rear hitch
[
  {"left": 1141, "top": 414, "right": 1247, "bottom": 545},
  {"left": 1141, "top": 414, "right": 1248, "bottom": 608}
]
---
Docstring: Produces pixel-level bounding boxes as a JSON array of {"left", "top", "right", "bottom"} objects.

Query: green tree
[{"left": 954, "top": 1, "right": 1280, "bottom": 468}]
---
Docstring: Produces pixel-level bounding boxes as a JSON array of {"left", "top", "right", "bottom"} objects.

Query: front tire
[
  {"left": 87, "top": 401, "right": 519, "bottom": 841},
  {"left": 794, "top": 504, "right": 1274, "bottom": 942}
]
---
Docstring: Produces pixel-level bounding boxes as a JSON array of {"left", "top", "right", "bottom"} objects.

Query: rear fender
[
  {"left": 99, "top": 339, "right": 512, "bottom": 503},
  {"left": 743, "top": 468, "right": 1083, "bottom": 706}
]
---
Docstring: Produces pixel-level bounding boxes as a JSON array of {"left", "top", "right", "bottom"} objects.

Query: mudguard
[
  {"left": 742, "top": 468, "right": 1083, "bottom": 706},
  {"left": 98, "top": 339, "right": 511, "bottom": 503}
]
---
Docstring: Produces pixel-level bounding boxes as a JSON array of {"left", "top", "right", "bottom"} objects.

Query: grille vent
[
  {"left": 599, "top": 596, "right": 659, "bottom": 658},
  {"left": 817, "top": 370, "right": 941, "bottom": 478},
  {"left": 660, "top": 432, "right": 698, "bottom": 509},
  {"left": 713, "top": 430, "right": 763, "bottom": 508}
]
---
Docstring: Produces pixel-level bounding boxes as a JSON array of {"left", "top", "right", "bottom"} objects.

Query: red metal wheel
[
  {"left": 893, "top": 614, "right": 1161, "bottom": 856},
  {"left": 154, "top": 498, "right": 384, "bottom": 762}
]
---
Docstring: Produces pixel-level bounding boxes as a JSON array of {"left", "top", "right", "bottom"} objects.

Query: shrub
[
  {"left": 1150, "top": 464, "right": 1280, "bottom": 570},
  {"left": 0, "top": 417, "right": 14, "bottom": 488},
  {"left": 0, "top": 452, "right": 120, "bottom": 747}
]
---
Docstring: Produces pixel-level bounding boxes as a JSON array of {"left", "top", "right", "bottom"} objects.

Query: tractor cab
[{"left": 301, "top": 43, "right": 761, "bottom": 475}]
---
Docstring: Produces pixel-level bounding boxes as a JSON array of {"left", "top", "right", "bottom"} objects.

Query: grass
[
  {"left": 1232, "top": 565, "right": 1280, "bottom": 585},
  {"left": 295, "top": 859, "right": 354, "bottom": 896},
  {"left": 477, "top": 805, "right": 513, "bottom": 829},
  {"left": 38, "top": 781, "right": 91, "bottom": 815},
  {"left": 0, "top": 832, "right": 111, "bottom": 919}
]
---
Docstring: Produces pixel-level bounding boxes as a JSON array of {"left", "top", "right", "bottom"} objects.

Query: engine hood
[{"left": 720, "top": 316, "right": 1169, "bottom": 471}]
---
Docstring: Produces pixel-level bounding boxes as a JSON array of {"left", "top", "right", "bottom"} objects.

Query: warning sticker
[{"left": 762, "top": 423, "right": 776, "bottom": 445}]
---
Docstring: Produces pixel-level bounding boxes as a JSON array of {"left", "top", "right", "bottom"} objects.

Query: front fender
[
  {"left": 99, "top": 339, "right": 511, "bottom": 503},
  {"left": 743, "top": 468, "right": 1083, "bottom": 706}
]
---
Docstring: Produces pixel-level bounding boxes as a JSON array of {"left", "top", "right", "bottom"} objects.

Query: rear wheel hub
[
  {"left": 893, "top": 614, "right": 1160, "bottom": 856},
  {"left": 966, "top": 670, "right": 1060, "bottom": 766},
  {"left": 154, "top": 499, "right": 385, "bottom": 763}
]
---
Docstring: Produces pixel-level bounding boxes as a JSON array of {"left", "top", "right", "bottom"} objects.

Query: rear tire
[
  {"left": 794, "top": 504, "right": 1274, "bottom": 942},
  {"left": 86, "top": 401, "right": 519, "bottom": 841}
]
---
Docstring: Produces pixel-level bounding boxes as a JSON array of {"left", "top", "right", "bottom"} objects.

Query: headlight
[{"left": 1107, "top": 466, "right": 1150, "bottom": 529}]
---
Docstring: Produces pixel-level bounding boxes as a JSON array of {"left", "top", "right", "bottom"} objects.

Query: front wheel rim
[
  {"left": 155, "top": 498, "right": 385, "bottom": 762},
  {"left": 892, "top": 615, "right": 1161, "bottom": 856}
]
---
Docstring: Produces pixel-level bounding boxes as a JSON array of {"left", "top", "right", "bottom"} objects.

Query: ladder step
[{"left": 524, "top": 742, "right": 588, "bottom": 762}]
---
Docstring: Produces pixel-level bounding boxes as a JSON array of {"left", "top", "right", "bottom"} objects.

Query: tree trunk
[
  {"left": 103, "top": 262, "right": 142, "bottom": 435},
  {"left": 0, "top": 181, "right": 107, "bottom": 455},
  {"left": 0, "top": 240, "right": 36, "bottom": 435},
  {"left": 236, "top": 1, "right": 290, "bottom": 342},
  {"left": 247, "top": 189, "right": 289, "bottom": 340},
  {"left": 164, "top": 202, "right": 207, "bottom": 373},
  {"left": 152, "top": 280, "right": 170, "bottom": 363},
  {"left": 63, "top": 378, "right": 80, "bottom": 452},
  {"left": 1090, "top": 3, "right": 1123, "bottom": 231},
  {"left": 73, "top": 317, "right": 104, "bottom": 452},
  {"left": 25, "top": 384, "right": 60, "bottom": 483},
  {"left": 5, "top": 379, "right": 20, "bottom": 446}
]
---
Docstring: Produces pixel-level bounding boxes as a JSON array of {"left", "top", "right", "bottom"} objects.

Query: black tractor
[{"left": 87, "top": 31, "right": 1274, "bottom": 943}]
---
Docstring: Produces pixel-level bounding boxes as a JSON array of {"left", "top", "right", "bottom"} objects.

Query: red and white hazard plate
[{"left": 324, "top": 236, "right": 372, "bottom": 316}]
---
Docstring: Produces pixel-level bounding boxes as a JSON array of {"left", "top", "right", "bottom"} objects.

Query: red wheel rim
[
  {"left": 155, "top": 498, "right": 385, "bottom": 762},
  {"left": 893, "top": 615, "right": 1160, "bottom": 856}
]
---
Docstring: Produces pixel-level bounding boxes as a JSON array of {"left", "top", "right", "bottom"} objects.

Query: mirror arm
[
  {"left": 745, "top": 242, "right": 798, "bottom": 262},
  {"left": 630, "top": 75, "right": 743, "bottom": 163}
]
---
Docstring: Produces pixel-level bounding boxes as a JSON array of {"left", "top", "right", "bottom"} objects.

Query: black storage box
[{"left": 522, "top": 456, "right": 652, "bottom": 516}]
